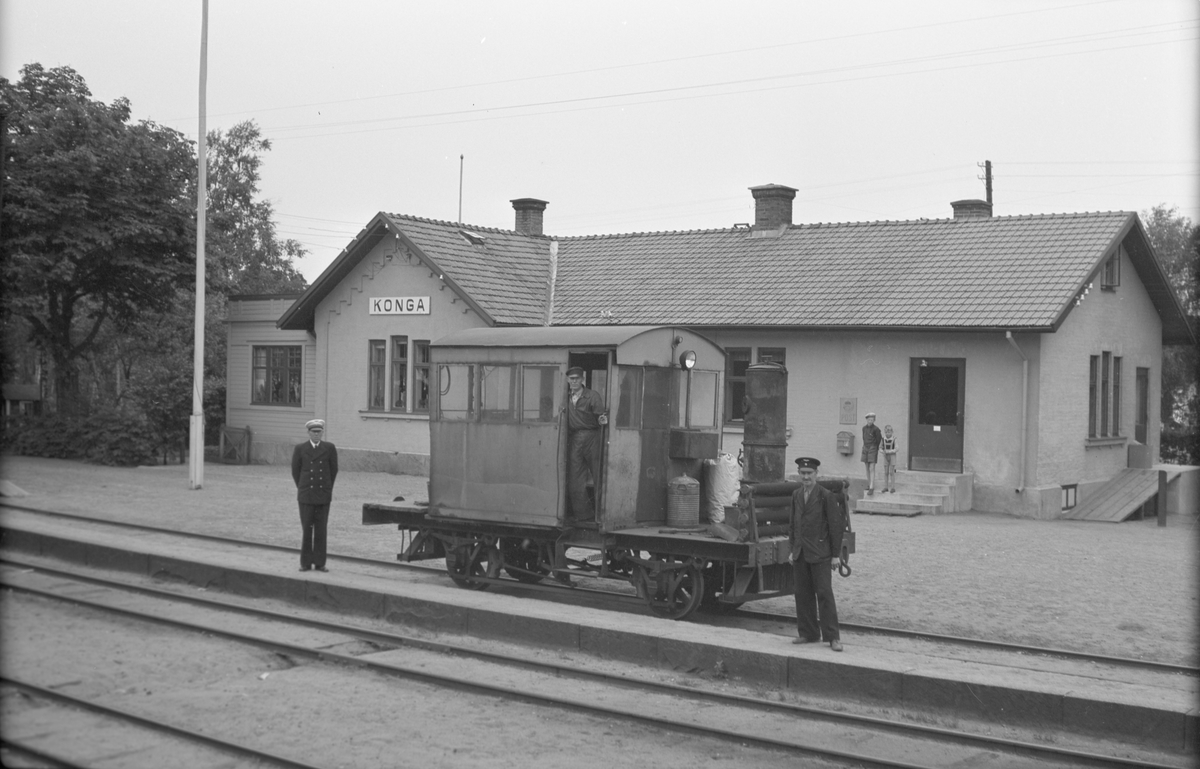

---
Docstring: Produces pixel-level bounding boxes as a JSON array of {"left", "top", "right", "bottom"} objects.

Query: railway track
[
  {"left": 1, "top": 557, "right": 1187, "bottom": 769},
  {"left": 1, "top": 675, "right": 326, "bottom": 769},
  {"left": 3, "top": 501, "right": 1195, "bottom": 678}
]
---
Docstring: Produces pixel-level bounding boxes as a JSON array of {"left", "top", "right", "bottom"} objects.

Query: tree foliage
[
  {"left": 206, "top": 121, "right": 307, "bottom": 295},
  {"left": 1141, "top": 204, "right": 1199, "bottom": 464},
  {"left": 1, "top": 64, "right": 195, "bottom": 414},
  {"left": 2, "top": 63, "right": 307, "bottom": 458}
]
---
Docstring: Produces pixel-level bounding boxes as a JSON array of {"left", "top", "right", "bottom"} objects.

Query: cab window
[
  {"left": 481, "top": 365, "right": 518, "bottom": 422},
  {"left": 437, "top": 364, "right": 475, "bottom": 421},
  {"left": 522, "top": 366, "right": 558, "bottom": 422}
]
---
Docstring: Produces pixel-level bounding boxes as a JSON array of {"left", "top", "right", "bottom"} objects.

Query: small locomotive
[{"left": 363, "top": 325, "right": 848, "bottom": 620}]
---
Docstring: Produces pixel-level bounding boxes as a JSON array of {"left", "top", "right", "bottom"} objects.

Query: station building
[{"left": 224, "top": 185, "right": 1195, "bottom": 519}]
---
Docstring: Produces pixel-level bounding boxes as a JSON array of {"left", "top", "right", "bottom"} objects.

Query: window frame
[
  {"left": 724, "top": 348, "right": 751, "bottom": 422},
  {"left": 1088, "top": 352, "right": 1123, "bottom": 440},
  {"left": 1061, "top": 484, "right": 1078, "bottom": 511},
  {"left": 1101, "top": 248, "right": 1121, "bottom": 290},
  {"left": 413, "top": 340, "right": 431, "bottom": 414},
  {"left": 251, "top": 345, "right": 303, "bottom": 407},
  {"left": 367, "top": 339, "right": 387, "bottom": 411},
  {"left": 390, "top": 335, "right": 408, "bottom": 411}
]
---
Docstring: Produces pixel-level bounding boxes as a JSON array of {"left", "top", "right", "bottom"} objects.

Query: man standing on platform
[
  {"left": 565, "top": 366, "right": 607, "bottom": 520},
  {"left": 292, "top": 419, "right": 338, "bottom": 572},
  {"left": 789, "top": 456, "right": 846, "bottom": 651}
]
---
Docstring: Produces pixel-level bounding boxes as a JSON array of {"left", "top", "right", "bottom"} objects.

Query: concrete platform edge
[{"left": 1, "top": 526, "right": 1194, "bottom": 753}]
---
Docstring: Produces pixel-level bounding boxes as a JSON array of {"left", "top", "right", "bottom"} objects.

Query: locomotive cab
[{"left": 428, "top": 325, "right": 725, "bottom": 532}]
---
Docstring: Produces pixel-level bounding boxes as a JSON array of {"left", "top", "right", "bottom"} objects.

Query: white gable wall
[
  {"left": 1035, "top": 242, "right": 1163, "bottom": 516},
  {"left": 310, "top": 239, "right": 488, "bottom": 473}
]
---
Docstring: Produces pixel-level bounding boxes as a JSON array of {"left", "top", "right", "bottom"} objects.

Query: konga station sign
[{"left": 369, "top": 297, "right": 431, "bottom": 315}]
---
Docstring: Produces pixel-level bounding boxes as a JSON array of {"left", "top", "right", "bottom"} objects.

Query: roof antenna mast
[{"left": 458, "top": 154, "right": 464, "bottom": 224}]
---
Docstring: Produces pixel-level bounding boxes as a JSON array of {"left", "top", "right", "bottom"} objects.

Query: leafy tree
[
  {"left": 206, "top": 121, "right": 307, "bottom": 295},
  {"left": 1, "top": 64, "right": 195, "bottom": 415},
  {"left": 1141, "top": 204, "right": 1199, "bottom": 463}
]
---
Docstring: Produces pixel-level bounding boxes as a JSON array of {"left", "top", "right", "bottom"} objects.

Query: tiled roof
[
  {"left": 384, "top": 214, "right": 550, "bottom": 325},
  {"left": 550, "top": 212, "right": 1135, "bottom": 328},
  {"left": 282, "top": 208, "right": 1191, "bottom": 343}
]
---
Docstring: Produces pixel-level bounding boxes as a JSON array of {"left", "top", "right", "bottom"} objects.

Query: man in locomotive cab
[
  {"left": 565, "top": 366, "right": 607, "bottom": 520},
  {"left": 789, "top": 456, "right": 846, "bottom": 651}
]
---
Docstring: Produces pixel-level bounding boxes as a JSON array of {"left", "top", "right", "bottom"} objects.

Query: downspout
[
  {"left": 1005, "top": 331, "right": 1028, "bottom": 493},
  {"left": 543, "top": 239, "right": 558, "bottom": 326}
]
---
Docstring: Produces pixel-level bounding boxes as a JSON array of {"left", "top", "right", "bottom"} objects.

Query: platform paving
[{"left": 1, "top": 455, "right": 1197, "bottom": 753}]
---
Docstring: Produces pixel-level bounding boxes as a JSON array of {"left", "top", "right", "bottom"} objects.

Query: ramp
[{"left": 1062, "top": 468, "right": 1170, "bottom": 522}]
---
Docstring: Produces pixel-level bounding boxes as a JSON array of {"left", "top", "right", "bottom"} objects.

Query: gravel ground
[{"left": 1, "top": 455, "right": 1196, "bottom": 667}]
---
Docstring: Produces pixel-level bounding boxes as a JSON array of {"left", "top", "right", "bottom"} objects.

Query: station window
[
  {"left": 252, "top": 345, "right": 302, "bottom": 406},
  {"left": 522, "top": 366, "right": 558, "bottom": 422},
  {"left": 757, "top": 347, "right": 786, "bottom": 365},
  {"left": 414, "top": 341, "right": 431, "bottom": 413},
  {"left": 437, "top": 364, "right": 475, "bottom": 421},
  {"left": 391, "top": 336, "right": 408, "bottom": 410},
  {"left": 481, "top": 365, "right": 518, "bottom": 421},
  {"left": 367, "top": 340, "right": 387, "bottom": 410},
  {"left": 724, "top": 348, "right": 751, "bottom": 422},
  {"left": 1061, "top": 484, "right": 1078, "bottom": 511},
  {"left": 1088, "top": 353, "right": 1122, "bottom": 438},
  {"left": 1101, "top": 248, "right": 1121, "bottom": 290}
]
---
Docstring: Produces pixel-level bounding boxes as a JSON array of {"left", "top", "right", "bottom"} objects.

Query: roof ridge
[{"left": 385, "top": 212, "right": 550, "bottom": 239}]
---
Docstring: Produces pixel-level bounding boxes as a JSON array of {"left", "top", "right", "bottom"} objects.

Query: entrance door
[
  {"left": 909, "top": 358, "right": 966, "bottom": 473},
  {"left": 567, "top": 351, "right": 610, "bottom": 522}
]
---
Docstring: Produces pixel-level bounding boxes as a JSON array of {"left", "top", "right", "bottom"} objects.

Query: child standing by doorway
[
  {"left": 881, "top": 424, "right": 898, "bottom": 493},
  {"left": 861, "top": 412, "right": 882, "bottom": 495}
]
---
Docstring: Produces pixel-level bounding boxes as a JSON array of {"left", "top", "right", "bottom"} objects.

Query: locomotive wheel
[
  {"left": 642, "top": 561, "right": 704, "bottom": 620},
  {"left": 501, "top": 540, "right": 549, "bottom": 584},
  {"left": 445, "top": 543, "right": 490, "bottom": 590}
]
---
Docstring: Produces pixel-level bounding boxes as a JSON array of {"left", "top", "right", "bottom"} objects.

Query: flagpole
[{"left": 189, "top": 0, "right": 209, "bottom": 490}]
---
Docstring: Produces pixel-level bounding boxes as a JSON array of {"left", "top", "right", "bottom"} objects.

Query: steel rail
[
  {"left": 0, "top": 739, "right": 88, "bottom": 769},
  {"left": 3, "top": 501, "right": 1196, "bottom": 676},
  {"left": 2, "top": 558, "right": 1185, "bottom": 769},
  {"left": 0, "top": 676, "right": 328, "bottom": 769}
]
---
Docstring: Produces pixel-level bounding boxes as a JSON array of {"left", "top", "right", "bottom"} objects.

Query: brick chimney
[
  {"left": 950, "top": 199, "right": 993, "bottom": 220},
  {"left": 511, "top": 198, "right": 548, "bottom": 236},
  {"left": 749, "top": 184, "right": 797, "bottom": 230}
]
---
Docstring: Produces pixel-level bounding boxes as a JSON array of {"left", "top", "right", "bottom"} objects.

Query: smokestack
[
  {"left": 511, "top": 198, "right": 548, "bottom": 236},
  {"left": 951, "top": 199, "right": 993, "bottom": 220},
  {"left": 749, "top": 184, "right": 797, "bottom": 230}
]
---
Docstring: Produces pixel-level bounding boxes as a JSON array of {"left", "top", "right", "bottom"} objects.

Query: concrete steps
[{"left": 856, "top": 470, "right": 973, "bottom": 516}]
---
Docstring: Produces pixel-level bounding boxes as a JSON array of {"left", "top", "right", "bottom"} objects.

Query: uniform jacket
[
  {"left": 292, "top": 440, "right": 338, "bottom": 505},
  {"left": 789, "top": 483, "right": 845, "bottom": 564},
  {"left": 566, "top": 387, "right": 606, "bottom": 432}
]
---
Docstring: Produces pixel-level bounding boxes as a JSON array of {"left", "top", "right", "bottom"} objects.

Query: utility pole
[
  {"left": 458, "top": 154, "right": 464, "bottom": 224},
  {"left": 978, "top": 160, "right": 993, "bottom": 205},
  {"left": 189, "top": 0, "right": 209, "bottom": 490}
]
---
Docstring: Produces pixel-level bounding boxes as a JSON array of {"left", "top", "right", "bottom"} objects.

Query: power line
[
  {"left": 175, "top": 0, "right": 1132, "bottom": 123},
  {"left": 266, "top": 28, "right": 1198, "bottom": 141}
]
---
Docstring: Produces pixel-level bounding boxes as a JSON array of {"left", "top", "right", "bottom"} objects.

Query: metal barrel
[
  {"left": 666, "top": 475, "right": 700, "bottom": 528},
  {"left": 741, "top": 362, "right": 789, "bottom": 483}
]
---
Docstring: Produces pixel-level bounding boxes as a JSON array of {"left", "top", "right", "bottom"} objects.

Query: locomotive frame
[{"left": 363, "top": 325, "right": 847, "bottom": 620}]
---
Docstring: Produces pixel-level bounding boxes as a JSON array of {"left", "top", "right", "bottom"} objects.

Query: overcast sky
[{"left": 3, "top": 0, "right": 1197, "bottom": 283}]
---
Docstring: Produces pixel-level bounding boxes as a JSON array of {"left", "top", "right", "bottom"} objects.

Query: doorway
[{"left": 908, "top": 358, "right": 966, "bottom": 473}]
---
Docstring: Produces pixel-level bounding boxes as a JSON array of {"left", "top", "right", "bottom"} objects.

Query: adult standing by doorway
[
  {"left": 565, "top": 367, "right": 607, "bottom": 520},
  {"left": 292, "top": 418, "right": 338, "bottom": 572}
]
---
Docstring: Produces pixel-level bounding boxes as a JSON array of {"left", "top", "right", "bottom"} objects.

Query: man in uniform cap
[
  {"left": 789, "top": 456, "right": 847, "bottom": 651},
  {"left": 291, "top": 419, "right": 338, "bottom": 572},
  {"left": 565, "top": 366, "right": 607, "bottom": 520}
]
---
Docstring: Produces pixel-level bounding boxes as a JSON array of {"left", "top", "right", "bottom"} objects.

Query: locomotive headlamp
[{"left": 679, "top": 350, "right": 697, "bottom": 370}]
